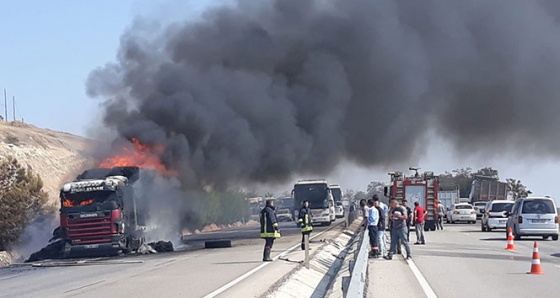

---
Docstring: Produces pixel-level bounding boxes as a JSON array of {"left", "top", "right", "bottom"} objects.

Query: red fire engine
[{"left": 383, "top": 167, "right": 440, "bottom": 231}]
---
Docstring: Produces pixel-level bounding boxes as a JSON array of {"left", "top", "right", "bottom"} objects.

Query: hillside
[{"left": 0, "top": 121, "right": 95, "bottom": 205}]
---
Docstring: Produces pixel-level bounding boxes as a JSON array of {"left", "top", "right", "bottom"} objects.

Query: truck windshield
[
  {"left": 294, "top": 184, "right": 329, "bottom": 209},
  {"left": 331, "top": 188, "right": 342, "bottom": 202},
  {"left": 61, "top": 191, "right": 116, "bottom": 207}
]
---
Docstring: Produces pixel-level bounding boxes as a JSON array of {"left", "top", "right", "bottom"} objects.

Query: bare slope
[{"left": 0, "top": 121, "right": 94, "bottom": 204}]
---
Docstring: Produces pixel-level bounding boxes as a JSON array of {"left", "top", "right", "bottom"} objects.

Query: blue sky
[{"left": 0, "top": 0, "right": 223, "bottom": 137}]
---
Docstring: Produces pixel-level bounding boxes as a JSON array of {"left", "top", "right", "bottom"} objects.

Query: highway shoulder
[{"left": 367, "top": 256, "right": 427, "bottom": 298}]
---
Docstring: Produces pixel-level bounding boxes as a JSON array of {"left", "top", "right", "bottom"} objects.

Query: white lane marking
[
  {"left": 401, "top": 245, "right": 438, "bottom": 298},
  {"left": 406, "top": 258, "right": 438, "bottom": 298},
  {"left": 202, "top": 225, "right": 338, "bottom": 298}
]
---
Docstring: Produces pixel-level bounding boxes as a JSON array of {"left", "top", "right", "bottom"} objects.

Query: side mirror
[{"left": 504, "top": 211, "right": 510, "bottom": 217}]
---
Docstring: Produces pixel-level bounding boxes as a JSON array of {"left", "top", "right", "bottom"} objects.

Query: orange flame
[
  {"left": 63, "top": 198, "right": 94, "bottom": 207},
  {"left": 99, "top": 138, "right": 177, "bottom": 176}
]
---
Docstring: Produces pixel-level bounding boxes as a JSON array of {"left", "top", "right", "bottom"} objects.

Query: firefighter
[
  {"left": 298, "top": 200, "right": 313, "bottom": 250},
  {"left": 260, "top": 199, "right": 281, "bottom": 262}
]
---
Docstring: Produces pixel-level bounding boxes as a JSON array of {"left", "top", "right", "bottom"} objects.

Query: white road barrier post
[{"left": 305, "top": 233, "right": 310, "bottom": 269}]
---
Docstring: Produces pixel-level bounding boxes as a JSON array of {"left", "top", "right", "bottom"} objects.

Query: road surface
[
  {"left": 0, "top": 220, "right": 343, "bottom": 298},
  {"left": 368, "top": 221, "right": 560, "bottom": 298}
]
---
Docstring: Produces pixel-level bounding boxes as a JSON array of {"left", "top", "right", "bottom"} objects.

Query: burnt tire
[{"left": 205, "top": 240, "right": 232, "bottom": 249}]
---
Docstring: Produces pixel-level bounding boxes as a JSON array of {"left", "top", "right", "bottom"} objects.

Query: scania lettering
[{"left": 292, "top": 179, "right": 335, "bottom": 226}]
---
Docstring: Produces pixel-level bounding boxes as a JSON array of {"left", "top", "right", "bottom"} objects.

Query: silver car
[{"left": 506, "top": 197, "right": 559, "bottom": 241}]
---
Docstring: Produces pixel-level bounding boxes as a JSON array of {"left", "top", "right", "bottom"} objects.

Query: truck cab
[
  {"left": 384, "top": 168, "right": 440, "bottom": 231},
  {"left": 59, "top": 167, "right": 145, "bottom": 257}
]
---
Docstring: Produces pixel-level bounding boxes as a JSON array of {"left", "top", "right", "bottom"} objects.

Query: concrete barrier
[{"left": 267, "top": 219, "right": 362, "bottom": 298}]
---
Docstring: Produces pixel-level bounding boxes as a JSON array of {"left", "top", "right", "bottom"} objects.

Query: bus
[
  {"left": 329, "top": 184, "right": 345, "bottom": 218},
  {"left": 292, "top": 179, "right": 335, "bottom": 226}
]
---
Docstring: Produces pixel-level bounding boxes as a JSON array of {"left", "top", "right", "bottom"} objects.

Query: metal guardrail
[{"left": 345, "top": 226, "right": 369, "bottom": 298}]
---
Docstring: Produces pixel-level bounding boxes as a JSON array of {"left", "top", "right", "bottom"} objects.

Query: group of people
[
  {"left": 361, "top": 195, "right": 428, "bottom": 260},
  {"left": 258, "top": 195, "right": 434, "bottom": 263}
]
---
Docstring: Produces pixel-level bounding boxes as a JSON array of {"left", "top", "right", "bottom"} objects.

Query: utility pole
[
  {"left": 12, "top": 96, "right": 15, "bottom": 121},
  {"left": 3, "top": 89, "right": 7, "bottom": 121}
]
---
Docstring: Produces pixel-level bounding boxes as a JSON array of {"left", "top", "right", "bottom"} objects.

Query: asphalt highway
[
  {"left": 0, "top": 220, "right": 344, "bottom": 298},
  {"left": 368, "top": 221, "right": 560, "bottom": 298}
]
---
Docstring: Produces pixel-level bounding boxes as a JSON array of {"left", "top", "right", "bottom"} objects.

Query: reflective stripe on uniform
[
  {"left": 300, "top": 213, "right": 313, "bottom": 232},
  {"left": 260, "top": 232, "right": 281, "bottom": 238}
]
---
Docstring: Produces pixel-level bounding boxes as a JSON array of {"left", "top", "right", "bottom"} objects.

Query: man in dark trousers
[
  {"left": 384, "top": 199, "right": 412, "bottom": 260},
  {"left": 298, "top": 200, "right": 313, "bottom": 250},
  {"left": 260, "top": 199, "right": 281, "bottom": 262}
]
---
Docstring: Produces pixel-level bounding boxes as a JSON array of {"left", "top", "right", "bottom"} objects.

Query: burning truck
[
  {"left": 27, "top": 137, "right": 179, "bottom": 262},
  {"left": 57, "top": 166, "right": 147, "bottom": 257},
  {"left": 27, "top": 166, "right": 174, "bottom": 262}
]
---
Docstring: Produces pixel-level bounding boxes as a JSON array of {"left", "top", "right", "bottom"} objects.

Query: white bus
[{"left": 293, "top": 179, "right": 335, "bottom": 226}]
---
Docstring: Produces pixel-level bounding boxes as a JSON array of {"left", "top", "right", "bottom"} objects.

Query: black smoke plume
[{"left": 88, "top": 0, "right": 560, "bottom": 189}]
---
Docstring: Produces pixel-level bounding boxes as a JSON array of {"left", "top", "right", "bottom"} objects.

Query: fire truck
[
  {"left": 58, "top": 166, "right": 146, "bottom": 257},
  {"left": 383, "top": 167, "right": 440, "bottom": 231}
]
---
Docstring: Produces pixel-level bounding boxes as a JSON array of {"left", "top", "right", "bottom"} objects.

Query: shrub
[{"left": 0, "top": 157, "right": 49, "bottom": 250}]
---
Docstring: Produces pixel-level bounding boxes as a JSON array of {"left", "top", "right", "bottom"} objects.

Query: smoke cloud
[{"left": 87, "top": 0, "right": 560, "bottom": 188}]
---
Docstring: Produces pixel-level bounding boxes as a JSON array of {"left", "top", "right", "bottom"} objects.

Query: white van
[{"left": 506, "top": 197, "right": 559, "bottom": 241}]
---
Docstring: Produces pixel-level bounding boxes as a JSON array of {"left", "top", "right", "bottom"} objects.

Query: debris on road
[
  {"left": 25, "top": 239, "right": 65, "bottom": 263},
  {"left": 148, "top": 241, "right": 174, "bottom": 252}
]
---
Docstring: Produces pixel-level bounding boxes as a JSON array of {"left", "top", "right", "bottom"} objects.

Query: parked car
[
  {"left": 481, "top": 200, "right": 514, "bottom": 231},
  {"left": 335, "top": 202, "right": 345, "bottom": 218},
  {"left": 276, "top": 208, "right": 294, "bottom": 222},
  {"left": 473, "top": 201, "right": 487, "bottom": 219},
  {"left": 446, "top": 203, "right": 477, "bottom": 224},
  {"left": 506, "top": 197, "right": 559, "bottom": 241}
]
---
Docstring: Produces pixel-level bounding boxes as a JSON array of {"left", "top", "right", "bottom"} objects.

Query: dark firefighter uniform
[
  {"left": 298, "top": 204, "right": 313, "bottom": 250},
  {"left": 260, "top": 200, "right": 281, "bottom": 262}
]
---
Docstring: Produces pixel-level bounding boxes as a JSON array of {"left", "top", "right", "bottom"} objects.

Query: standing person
[
  {"left": 413, "top": 202, "right": 427, "bottom": 245},
  {"left": 384, "top": 199, "right": 412, "bottom": 260},
  {"left": 437, "top": 202, "right": 445, "bottom": 230},
  {"left": 260, "top": 199, "right": 281, "bottom": 262},
  {"left": 298, "top": 200, "right": 313, "bottom": 250},
  {"left": 366, "top": 199, "right": 380, "bottom": 258},
  {"left": 374, "top": 199, "right": 387, "bottom": 257},
  {"left": 372, "top": 195, "right": 389, "bottom": 230},
  {"left": 402, "top": 199, "right": 413, "bottom": 241},
  {"left": 360, "top": 199, "right": 369, "bottom": 231}
]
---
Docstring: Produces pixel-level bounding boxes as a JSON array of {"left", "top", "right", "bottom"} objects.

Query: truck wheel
[
  {"left": 205, "top": 240, "right": 232, "bottom": 249},
  {"left": 552, "top": 235, "right": 559, "bottom": 241}
]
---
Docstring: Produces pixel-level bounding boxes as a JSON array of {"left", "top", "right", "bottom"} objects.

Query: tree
[
  {"left": 354, "top": 191, "right": 368, "bottom": 202},
  {"left": 344, "top": 189, "right": 356, "bottom": 200},
  {"left": 506, "top": 178, "right": 532, "bottom": 200},
  {"left": 366, "top": 181, "right": 385, "bottom": 199},
  {"left": 0, "top": 157, "right": 49, "bottom": 250},
  {"left": 474, "top": 167, "right": 499, "bottom": 179}
]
